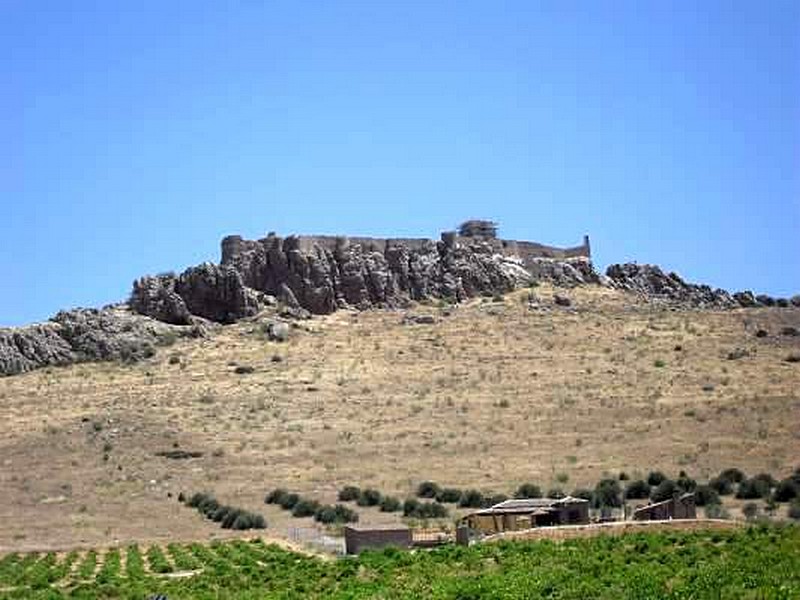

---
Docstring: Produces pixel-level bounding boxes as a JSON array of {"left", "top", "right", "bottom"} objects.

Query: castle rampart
[{"left": 222, "top": 226, "right": 590, "bottom": 265}]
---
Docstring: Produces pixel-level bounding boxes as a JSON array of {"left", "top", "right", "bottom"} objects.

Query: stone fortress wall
[{"left": 221, "top": 222, "right": 591, "bottom": 266}]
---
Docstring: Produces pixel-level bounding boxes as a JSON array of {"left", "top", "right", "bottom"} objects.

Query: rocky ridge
[
  {"left": 3, "top": 224, "right": 797, "bottom": 377},
  {"left": 605, "top": 263, "right": 800, "bottom": 309},
  {"left": 0, "top": 307, "right": 204, "bottom": 376},
  {"left": 130, "top": 232, "right": 598, "bottom": 323}
]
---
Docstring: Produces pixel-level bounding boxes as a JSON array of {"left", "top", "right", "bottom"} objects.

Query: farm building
[
  {"left": 461, "top": 496, "right": 590, "bottom": 535},
  {"left": 344, "top": 524, "right": 412, "bottom": 554},
  {"left": 633, "top": 493, "right": 696, "bottom": 521}
]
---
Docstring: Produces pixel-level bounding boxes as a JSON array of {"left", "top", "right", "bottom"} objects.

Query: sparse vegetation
[{"left": 183, "top": 491, "right": 266, "bottom": 530}]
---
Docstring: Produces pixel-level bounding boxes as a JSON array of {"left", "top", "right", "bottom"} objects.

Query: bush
[
  {"left": 185, "top": 492, "right": 266, "bottom": 530},
  {"left": 334, "top": 504, "right": 359, "bottom": 523},
  {"left": 704, "top": 503, "right": 730, "bottom": 519},
  {"left": 593, "top": 478, "right": 622, "bottom": 508},
  {"left": 788, "top": 500, "right": 800, "bottom": 520},
  {"left": 292, "top": 499, "right": 321, "bottom": 518},
  {"left": 406, "top": 501, "right": 449, "bottom": 519},
  {"left": 709, "top": 477, "right": 733, "bottom": 496},
  {"left": 547, "top": 488, "right": 565, "bottom": 499},
  {"left": 315, "top": 504, "right": 360, "bottom": 524},
  {"left": 736, "top": 478, "right": 771, "bottom": 500},
  {"left": 571, "top": 488, "right": 594, "bottom": 502},
  {"left": 719, "top": 468, "right": 746, "bottom": 484},
  {"left": 624, "top": 480, "right": 651, "bottom": 500},
  {"left": 265, "top": 488, "right": 289, "bottom": 505},
  {"left": 379, "top": 496, "right": 402, "bottom": 512},
  {"left": 647, "top": 471, "right": 667, "bottom": 486},
  {"left": 651, "top": 479, "right": 678, "bottom": 503},
  {"left": 356, "top": 488, "right": 382, "bottom": 507},
  {"left": 435, "top": 488, "right": 463, "bottom": 503},
  {"left": 485, "top": 493, "right": 508, "bottom": 507},
  {"left": 752, "top": 473, "right": 777, "bottom": 488},
  {"left": 416, "top": 481, "right": 441, "bottom": 499},
  {"left": 458, "top": 489, "right": 486, "bottom": 508},
  {"left": 694, "top": 485, "right": 720, "bottom": 507},
  {"left": 338, "top": 486, "right": 361, "bottom": 502},
  {"left": 278, "top": 493, "right": 301, "bottom": 510},
  {"left": 676, "top": 473, "right": 697, "bottom": 494},
  {"left": 773, "top": 479, "right": 799, "bottom": 503},
  {"left": 742, "top": 502, "right": 759, "bottom": 520},
  {"left": 313, "top": 505, "right": 338, "bottom": 524},
  {"left": 403, "top": 498, "right": 420, "bottom": 517},
  {"left": 234, "top": 365, "right": 255, "bottom": 374},
  {"left": 514, "top": 483, "right": 542, "bottom": 499}
]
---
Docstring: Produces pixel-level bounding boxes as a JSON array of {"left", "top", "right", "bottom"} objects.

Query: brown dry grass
[{"left": 1, "top": 284, "right": 798, "bottom": 552}]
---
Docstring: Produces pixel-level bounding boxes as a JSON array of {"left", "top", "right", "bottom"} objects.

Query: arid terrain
[{"left": 1, "top": 283, "right": 798, "bottom": 552}]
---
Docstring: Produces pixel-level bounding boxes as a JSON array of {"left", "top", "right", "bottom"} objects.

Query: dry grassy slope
[{"left": 1, "top": 284, "right": 798, "bottom": 551}]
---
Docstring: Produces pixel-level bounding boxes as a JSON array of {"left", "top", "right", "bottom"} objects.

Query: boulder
[
  {"left": 0, "top": 307, "right": 194, "bottom": 376},
  {"left": 553, "top": 294, "right": 572, "bottom": 307},
  {"left": 266, "top": 321, "right": 290, "bottom": 342}
]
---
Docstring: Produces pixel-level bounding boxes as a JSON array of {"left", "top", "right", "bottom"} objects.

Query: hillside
[{"left": 1, "top": 282, "right": 798, "bottom": 552}]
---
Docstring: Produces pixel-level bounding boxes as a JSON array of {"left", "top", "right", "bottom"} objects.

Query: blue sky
[{"left": 3, "top": 1, "right": 798, "bottom": 326}]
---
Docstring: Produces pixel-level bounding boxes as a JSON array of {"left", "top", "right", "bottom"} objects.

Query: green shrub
[
  {"left": 752, "top": 473, "right": 777, "bottom": 488},
  {"left": 547, "top": 488, "right": 565, "bottom": 499},
  {"left": 403, "top": 498, "right": 420, "bottom": 516},
  {"left": 416, "top": 481, "right": 441, "bottom": 499},
  {"left": 694, "top": 485, "right": 720, "bottom": 507},
  {"left": 773, "top": 479, "right": 799, "bottom": 503},
  {"left": 334, "top": 504, "right": 359, "bottom": 523},
  {"left": 651, "top": 479, "right": 678, "bottom": 502},
  {"left": 647, "top": 471, "right": 667, "bottom": 486},
  {"left": 314, "top": 505, "right": 338, "bottom": 524},
  {"left": 458, "top": 489, "right": 486, "bottom": 508},
  {"left": 624, "top": 479, "right": 651, "bottom": 500},
  {"left": 704, "top": 503, "right": 730, "bottom": 519},
  {"left": 279, "top": 493, "right": 301, "bottom": 510},
  {"left": 736, "top": 478, "right": 771, "bottom": 500},
  {"left": 292, "top": 499, "right": 321, "bottom": 518},
  {"left": 338, "top": 486, "right": 361, "bottom": 502},
  {"left": 405, "top": 501, "right": 449, "bottom": 519},
  {"left": 676, "top": 472, "right": 697, "bottom": 494},
  {"left": 265, "top": 488, "right": 289, "bottom": 504},
  {"left": 356, "top": 488, "right": 382, "bottom": 507},
  {"left": 571, "top": 488, "right": 594, "bottom": 501},
  {"left": 435, "top": 488, "right": 463, "bottom": 503},
  {"left": 379, "top": 496, "right": 402, "bottom": 512},
  {"left": 719, "top": 468, "right": 746, "bottom": 484},
  {"left": 742, "top": 502, "right": 759, "bottom": 520},
  {"left": 709, "top": 477, "right": 733, "bottom": 496},
  {"left": 593, "top": 478, "right": 622, "bottom": 508},
  {"left": 514, "top": 483, "right": 542, "bottom": 499},
  {"left": 485, "top": 493, "right": 508, "bottom": 506}
]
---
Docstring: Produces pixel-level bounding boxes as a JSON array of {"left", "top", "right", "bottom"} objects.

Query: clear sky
[{"left": 3, "top": 1, "right": 799, "bottom": 326}]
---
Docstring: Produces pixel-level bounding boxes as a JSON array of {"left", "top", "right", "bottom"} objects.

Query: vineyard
[{"left": 1, "top": 525, "right": 798, "bottom": 599}]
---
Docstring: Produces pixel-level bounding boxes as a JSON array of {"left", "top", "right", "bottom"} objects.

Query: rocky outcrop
[
  {"left": 0, "top": 324, "right": 74, "bottom": 375},
  {"left": 133, "top": 233, "right": 592, "bottom": 322},
  {"left": 131, "top": 263, "right": 262, "bottom": 324},
  {"left": 211, "top": 233, "right": 589, "bottom": 315},
  {"left": 605, "top": 264, "right": 794, "bottom": 309},
  {"left": 0, "top": 307, "right": 198, "bottom": 376}
]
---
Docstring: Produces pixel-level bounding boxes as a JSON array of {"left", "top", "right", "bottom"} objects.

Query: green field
[{"left": 1, "top": 526, "right": 798, "bottom": 599}]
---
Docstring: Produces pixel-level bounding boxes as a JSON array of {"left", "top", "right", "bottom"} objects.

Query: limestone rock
[
  {"left": 606, "top": 264, "right": 737, "bottom": 308},
  {"left": 0, "top": 324, "right": 74, "bottom": 375},
  {"left": 553, "top": 294, "right": 572, "bottom": 307},
  {"left": 130, "top": 274, "right": 191, "bottom": 325},
  {"left": 0, "top": 307, "right": 194, "bottom": 376}
]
